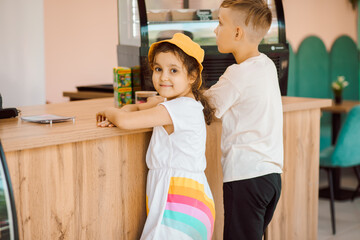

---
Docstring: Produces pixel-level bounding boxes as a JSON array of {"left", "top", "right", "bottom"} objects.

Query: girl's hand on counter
[
  {"left": 97, "top": 119, "right": 115, "bottom": 128},
  {"left": 96, "top": 107, "right": 115, "bottom": 125},
  {"left": 96, "top": 110, "right": 107, "bottom": 123}
]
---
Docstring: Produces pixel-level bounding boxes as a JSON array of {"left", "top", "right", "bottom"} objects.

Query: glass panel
[
  {"left": 262, "top": 0, "right": 279, "bottom": 44},
  {"left": 118, "top": 0, "right": 141, "bottom": 46},
  {"left": 148, "top": 21, "right": 218, "bottom": 46},
  {"left": 145, "top": 0, "right": 184, "bottom": 9},
  {"left": 144, "top": 0, "right": 279, "bottom": 46},
  {"left": 145, "top": 0, "right": 222, "bottom": 46}
]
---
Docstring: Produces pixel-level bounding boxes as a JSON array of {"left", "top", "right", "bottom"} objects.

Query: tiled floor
[{"left": 318, "top": 168, "right": 360, "bottom": 240}]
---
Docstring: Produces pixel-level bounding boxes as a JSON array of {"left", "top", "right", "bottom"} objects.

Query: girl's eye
[
  {"left": 170, "top": 69, "right": 177, "bottom": 73},
  {"left": 154, "top": 67, "right": 161, "bottom": 72}
]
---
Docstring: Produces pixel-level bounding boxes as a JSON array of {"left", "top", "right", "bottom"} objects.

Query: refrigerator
[{"left": 117, "top": 0, "right": 289, "bottom": 95}]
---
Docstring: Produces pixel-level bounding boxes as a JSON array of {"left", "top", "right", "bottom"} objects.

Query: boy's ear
[{"left": 235, "top": 26, "right": 243, "bottom": 40}]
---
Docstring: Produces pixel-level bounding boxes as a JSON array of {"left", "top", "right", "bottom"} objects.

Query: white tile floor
[{"left": 318, "top": 168, "right": 360, "bottom": 240}]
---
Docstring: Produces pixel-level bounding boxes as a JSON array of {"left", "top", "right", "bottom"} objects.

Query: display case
[{"left": 117, "top": 0, "right": 289, "bottom": 95}]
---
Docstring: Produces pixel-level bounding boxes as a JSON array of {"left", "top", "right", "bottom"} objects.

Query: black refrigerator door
[{"left": 0, "top": 140, "right": 18, "bottom": 240}]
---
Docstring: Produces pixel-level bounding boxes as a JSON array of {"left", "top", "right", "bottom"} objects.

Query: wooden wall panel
[
  {"left": 2, "top": 97, "right": 330, "bottom": 239},
  {"left": 205, "top": 121, "right": 223, "bottom": 240},
  {"left": 6, "top": 133, "right": 151, "bottom": 240},
  {"left": 266, "top": 109, "right": 321, "bottom": 240}
]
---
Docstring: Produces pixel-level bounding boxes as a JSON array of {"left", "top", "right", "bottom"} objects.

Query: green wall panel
[
  {"left": 286, "top": 43, "right": 296, "bottom": 96},
  {"left": 289, "top": 35, "right": 359, "bottom": 150},
  {"left": 330, "top": 35, "right": 359, "bottom": 100},
  {"left": 296, "top": 36, "right": 330, "bottom": 98}
]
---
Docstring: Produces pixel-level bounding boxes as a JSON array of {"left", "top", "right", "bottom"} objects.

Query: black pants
[{"left": 223, "top": 173, "right": 281, "bottom": 240}]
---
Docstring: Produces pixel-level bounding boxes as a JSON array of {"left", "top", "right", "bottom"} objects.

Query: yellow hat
[{"left": 148, "top": 33, "right": 205, "bottom": 89}]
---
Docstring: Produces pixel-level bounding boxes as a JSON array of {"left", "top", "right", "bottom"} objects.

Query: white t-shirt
[
  {"left": 205, "top": 53, "right": 283, "bottom": 182},
  {"left": 146, "top": 97, "right": 207, "bottom": 172},
  {"left": 141, "top": 97, "right": 215, "bottom": 240}
]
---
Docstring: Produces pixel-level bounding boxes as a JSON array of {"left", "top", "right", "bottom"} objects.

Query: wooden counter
[{"left": 0, "top": 97, "right": 331, "bottom": 240}]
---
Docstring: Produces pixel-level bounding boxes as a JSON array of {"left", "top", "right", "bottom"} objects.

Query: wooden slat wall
[
  {"left": 266, "top": 109, "right": 321, "bottom": 240},
  {"left": 2, "top": 97, "right": 331, "bottom": 240},
  {"left": 6, "top": 134, "right": 150, "bottom": 240}
]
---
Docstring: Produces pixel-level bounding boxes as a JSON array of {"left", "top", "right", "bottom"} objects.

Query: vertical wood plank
[
  {"left": 266, "top": 109, "right": 320, "bottom": 240},
  {"left": 205, "top": 121, "right": 223, "bottom": 240},
  {"left": 6, "top": 133, "right": 151, "bottom": 240}
]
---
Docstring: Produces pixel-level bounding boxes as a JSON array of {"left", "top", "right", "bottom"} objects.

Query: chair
[
  {"left": 320, "top": 105, "right": 360, "bottom": 235},
  {"left": 0, "top": 140, "right": 19, "bottom": 240}
]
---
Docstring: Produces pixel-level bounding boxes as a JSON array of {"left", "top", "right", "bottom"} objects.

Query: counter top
[
  {"left": 321, "top": 99, "right": 360, "bottom": 113},
  {"left": 0, "top": 97, "right": 331, "bottom": 152},
  {"left": 0, "top": 98, "right": 152, "bottom": 152},
  {"left": 281, "top": 96, "right": 331, "bottom": 112}
]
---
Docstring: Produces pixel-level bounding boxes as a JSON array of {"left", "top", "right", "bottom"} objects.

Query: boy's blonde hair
[{"left": 221, "top": 0, "right": 272, "bottom": 43}]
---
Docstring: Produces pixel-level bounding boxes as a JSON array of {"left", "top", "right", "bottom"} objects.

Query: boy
[{"left": 205, "top": 0, "right": 283, "bottom": 239}]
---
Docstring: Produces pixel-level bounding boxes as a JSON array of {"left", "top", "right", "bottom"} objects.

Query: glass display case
[
  {"left": 0, "top": 141, "right": 18, "bottom": 240},
  {"left": 118, "top": 0, "right": 289, "bottom": 95}
]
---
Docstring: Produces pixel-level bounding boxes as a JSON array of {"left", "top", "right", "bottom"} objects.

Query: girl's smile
[{"left": 159, "top": 84, "right": 173, "bottom": 87}]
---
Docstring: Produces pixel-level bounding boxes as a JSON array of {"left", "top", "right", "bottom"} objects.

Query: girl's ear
[{"left": 188, "top": 73, "right": 197, "bottom": 85}]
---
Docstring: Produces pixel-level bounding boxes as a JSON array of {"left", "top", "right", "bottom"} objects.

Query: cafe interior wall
[
  {"left": 0, "top": 0, "right": 45, "bottom": 108},
  {"left": 44, "top": 0, "right": 118, "bottom": 104},
  {"left": 0, "top": 0, "right": 358, "bottom": 107},
  {"left": 282, "top": 0, "right": 359, "bottom": 151},
  {"left": 44, "top": 0, "right": 359, "bottom": 103}
]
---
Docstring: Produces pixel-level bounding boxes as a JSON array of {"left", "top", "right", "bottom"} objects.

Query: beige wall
[
  {"left": 283, "top": 0, "right": 357, "bottom": 51},
  {"left": 0, "top": 0, "right": 45, "bottom": 108},
  {"left": 43, "top": 0, "right": 357, "bottom": 103},
  {"left": 44, "top": 0, "right": 118, "bottom": 103}
]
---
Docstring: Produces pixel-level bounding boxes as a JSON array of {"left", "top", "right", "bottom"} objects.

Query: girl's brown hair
[{"left": 149, "top": 42, "right": 215, "bottom": 125}]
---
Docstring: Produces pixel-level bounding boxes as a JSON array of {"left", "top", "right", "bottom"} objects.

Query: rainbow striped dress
[{"left": 140, "top": 97, "right": 215, "bottom": 240}]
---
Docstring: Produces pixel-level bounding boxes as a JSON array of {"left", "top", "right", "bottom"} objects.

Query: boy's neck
[{"left": 232, "top": 45, "right": 260, "bottom": 64}]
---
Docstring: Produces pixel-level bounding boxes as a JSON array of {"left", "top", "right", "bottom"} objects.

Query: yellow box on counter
[
  {"left": 113, "top": 67, "right": 132, "bottom": 107},
  {"left": 131, "top": 66, "right": 141, "bottom": 93},
  {"left": 114, "top": 88, "right": 132, "bottom": 107},
  {"left": 114, "top": 67, "right": 132, "bottom": 88}
]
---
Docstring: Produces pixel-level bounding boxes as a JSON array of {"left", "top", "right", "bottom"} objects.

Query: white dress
[{"left": 140, "top": 97, "right": 215, "bottom": 240}]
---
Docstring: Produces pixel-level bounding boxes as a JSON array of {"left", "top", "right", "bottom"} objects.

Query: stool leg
[
  {"left": 352, "top": 166, "right": 360, "bottom": 201},
  {"left": 327, "top": 168, "right": 336, "bottom": 235}
]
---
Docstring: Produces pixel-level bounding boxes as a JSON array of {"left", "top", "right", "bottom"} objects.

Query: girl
[{"left": 96, "top": 33, "right": 215, "bottom": 240}]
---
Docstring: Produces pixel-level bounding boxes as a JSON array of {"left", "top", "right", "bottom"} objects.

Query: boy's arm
[
  {"left": 204, "top": 78, "right": 240, "bottom": 119},
  {"left": 100, "top": 104, "right": 172, "bottom": 130}
]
